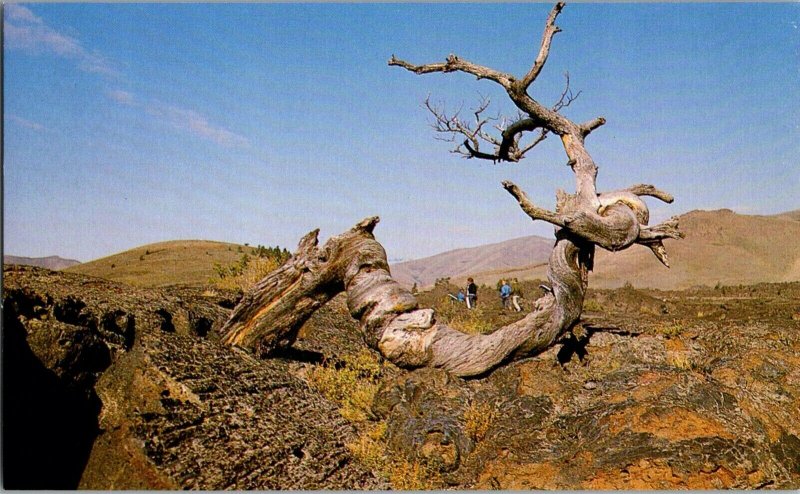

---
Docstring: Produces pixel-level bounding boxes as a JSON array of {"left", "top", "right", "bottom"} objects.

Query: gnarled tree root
[{"left": 221, "top": 217, "right": 591, "bottom": 377}]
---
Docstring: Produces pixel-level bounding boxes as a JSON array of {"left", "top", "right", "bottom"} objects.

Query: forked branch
[
  {"left": 388, "top": 54, "right": 514, "bottom": 88},
  {"left": 520, "top": 1, "right": 566, "bottom": 90},
  {"left": 390, "top": 1, "right": 606, "bottom": 175},
  {"left": 223, "top": 1, "right": 683, "bottom": 380},
  {"left": 222, "top": 217, "right": 587, "bottom": 377}
]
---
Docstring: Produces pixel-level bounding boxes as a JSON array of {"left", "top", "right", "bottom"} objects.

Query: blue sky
[{"left": 4, "top": 3, "right": 799, "bottom": 262}]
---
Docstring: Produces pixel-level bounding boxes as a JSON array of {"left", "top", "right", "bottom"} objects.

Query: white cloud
[
  {"left": 148, "top": 104, "right": 250, "bottom": 148},
  {"left": 107, "top": 89, "right": 135, "bottom": 106},
  {"left": 5, "top": 4, "right": 43, "bottom": 25},
  {"left": 4, "top": 4, "right": 117, "bottom": 77},
  {"left": 8, "top": 114, "right": 46, "bottom": 131},
  {"left": 6, "top": 5, "right": 249, "bottom": 150}
]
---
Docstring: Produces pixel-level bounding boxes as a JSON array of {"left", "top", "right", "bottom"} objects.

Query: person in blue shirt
[{"left": 500, "top": 280, "right": 512, "bottom": 310}]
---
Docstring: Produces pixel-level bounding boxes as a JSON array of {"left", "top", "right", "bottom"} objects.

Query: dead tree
[{"left": 221, "top": 2, "right": 682, "bottom": 377}]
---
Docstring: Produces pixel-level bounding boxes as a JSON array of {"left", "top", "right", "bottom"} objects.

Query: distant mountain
[
  {"left": 57, "top": 208, "right": 800, "bottom": 291},
  {"left": 3, "top": 255, "right": 80, "bottom": 270},
  {"left": 390, "top": 235, "right": 554, "bottom": 288},
  {"left": 459, "top": 209, "right": 800, "bottom": 290},
  {"left": 589, "top": 208, "right": 800, "bottom": 289}
]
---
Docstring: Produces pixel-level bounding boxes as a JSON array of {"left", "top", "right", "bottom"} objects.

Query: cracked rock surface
[
  {"left": 3, "top": 265, "right": 384, "bottom": 489},
  {"left": 3, "top": 265, "right": 799, "bottom": 489}
]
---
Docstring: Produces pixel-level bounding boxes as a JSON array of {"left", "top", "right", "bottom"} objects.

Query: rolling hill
[
  {"left": 590, "top": 209, "right": 800, "bottom": 289},
  {"left": 390, "top": 235, "right": 554, "bottom": 288},
  {"left": 60, "top": 208, "right": 800, "bottom": 291},
  {"left": 455, "top": 209, "right": 800, "bottom": 290},
  {"left": 3, "top": 255, "right": 81, "bottom": 270},
  {"left": 64, "top": 240, "right": 251, "bottom": 288}
]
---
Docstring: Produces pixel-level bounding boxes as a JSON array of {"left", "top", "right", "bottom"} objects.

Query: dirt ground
[
  {"left": 405, "top": 280, "right": 800, "bottom": 488},
  {"left": 5, "top": 264, "right": 799, "bottom": 489}
]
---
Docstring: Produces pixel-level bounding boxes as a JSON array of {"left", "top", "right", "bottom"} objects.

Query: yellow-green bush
[
  {"left": 306, "top": 349, "right": 383, "bottom": 422},
  {"left": 388, "top": 459, "right": 441, "bottom": 490},
  {"left": 211, "top": 255, "right": 280, "bottom": 292},
  {"left": 436, "top": 302, "right": 495, "bottom": 335},
  {"left": 656, "top": 322, "right": 683, "bottom": 338},
  {"left": 347, "top": 422, "right": 388, "bottom": 471},
  {"left": 583, "top": 298, "right": 604, "bottom": 312},
  {"left": 463, "top": 401, "right": 497, "bottom": 442}
]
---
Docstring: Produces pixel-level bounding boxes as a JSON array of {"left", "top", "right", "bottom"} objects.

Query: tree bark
[
  {"left": 221, "top": 217, "right": 592, "bottom": 377},
  {"left": 220, "top": 1, "right": 683, "bottom": 377}
]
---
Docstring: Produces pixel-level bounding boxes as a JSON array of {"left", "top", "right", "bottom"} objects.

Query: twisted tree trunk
[
  {"left": 221, "top": 1, "right": 683, "bottom": 377},
  {"left": 221, "top": 217, "right": 592, "bottom": 377}
]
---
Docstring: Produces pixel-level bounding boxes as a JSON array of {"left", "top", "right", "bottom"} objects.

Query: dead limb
[{"left": 221, "top": 217, "right": 590, "bottom": 377}]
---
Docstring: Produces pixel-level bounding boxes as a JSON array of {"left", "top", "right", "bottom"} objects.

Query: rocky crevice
[{"left": 3, "top": 265, "right": 799, "bottom": 489}]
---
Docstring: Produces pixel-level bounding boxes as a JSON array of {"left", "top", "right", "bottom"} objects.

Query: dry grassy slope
[
  {"left": 591, "top": 209, "right": 800, "bottom": 289},
  {"left": 64, "top": 240, "right": 249, "bottom": 288},
  {"left": 390, "top": 235, "right": 554, "bottom": 288},
  {"left": 468, "top": 209, "right": 800, "bottom": 290}
]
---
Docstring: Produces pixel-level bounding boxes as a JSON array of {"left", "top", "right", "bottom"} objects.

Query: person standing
[
  {"left": 466, "top": 278, "right": 478, "bottom": 309},
  {"left": 500, "top": 280, "right": 512, "bottom": 310}
]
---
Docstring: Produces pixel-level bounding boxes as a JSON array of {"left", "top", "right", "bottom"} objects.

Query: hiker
[
  {"left": 500, "top": 279, "right": 512, "bottom": 310},
  {"left": 466, "top": 278, "right": 478, "bottom": 309},
  {"left": 511, "top": 293, "right": 522, "bottom": 312}
]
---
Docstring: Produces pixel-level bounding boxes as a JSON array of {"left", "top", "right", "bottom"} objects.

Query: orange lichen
[
  {"left": 582, "top": 459, "right": 749, "bottom": 490},
  {"left": 517, "top": 363, "right": 569, "bottom": 398},
  {"left": 605, "top": 406, "right": 734, "bottom": 441},
  {"left": 477, "top": 461, "right": 562, "bottom": 490},
  {"left": 665, "top": 338, "right": 687, "bottom": 352}
]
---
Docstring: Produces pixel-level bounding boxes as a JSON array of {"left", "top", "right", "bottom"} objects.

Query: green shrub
[
  {"left": 212, "top": 253, "right": 281, "bottom": 292},
  {"left": 464, "top": 401, "right": 497, "bottom": 442},
  {"left": 306, "top": 349, "right": 383, "bottom": 422}
]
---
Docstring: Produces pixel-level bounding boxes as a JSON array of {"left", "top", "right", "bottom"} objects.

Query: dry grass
[
  {"left": 464, "top": 401, "right": 497, "bottom": 442},
  {"left": 667, "top": 353, "right": 693, "bottom": 370},
  {"left": 66, "top": 240, "right": 252, "bottom": 287},
  {"left": 212, "top": 256, "right": 280, "bottom": 293},
  {"left": 436, "top": 302, "right": 496, "bottom": 335},
  {"left": 306, "top": 349, "right": 382, "bottom": 423},
  {"left": 388, "top": 458, "right": 442, "bottom": 490},
  {"left": 347, "top": 422, "right": 388, "bottom": 471},
  {"left": 346, "top": 421, "right": 442, "bottom": 489},
  {"left": 306, "top": 349, "right": 442, "bottom": 489}
]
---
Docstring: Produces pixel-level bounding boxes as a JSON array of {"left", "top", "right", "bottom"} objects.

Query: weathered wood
[
  {"left": 221, "top": 1, "right": 682, "bottom": 377},
  {"left": 221, "top": 218, "right": 590, "bottom": 377},
  {"left": 221, "top": 217, "right": 385, "bottom": 355}
]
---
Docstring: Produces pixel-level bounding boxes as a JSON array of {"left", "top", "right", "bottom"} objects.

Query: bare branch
[
  {"left": 580, "top": 116, "right": 607, "bottom": 136},
  {"left": 624, "top": 184, "right": 675, "bottom": 203},
  {"left": 635, "top": 216, "right": 683, "bottom": 267},
  {"left": 519, "top": 1, "right": 566, "bottom": 90},
  {"left": 424, "top": 96, "right": 504, "bottom": 159},
  {"left": 637, "top": 216, "right": 684, "bottom": 242},
  {"left": 644, "top": 241, "right": 671, "bottom": 268},
  {"left": 498, "top": 117, "right": 546, "bottom": 161},
  {"left": 552, "top": 72, "right": 582, "bottom": 112},
  {"left": 516, "top": 128, "right": 550, "bottom": 157},
  {"left": 389, "top": 54, "right": 514, "bottom": 89},
  {"left": 463, "top": 140, "right": 503, "bottom": 162},
  {"left": 502, "top": 180, "right": 566, "bottom": 226}
]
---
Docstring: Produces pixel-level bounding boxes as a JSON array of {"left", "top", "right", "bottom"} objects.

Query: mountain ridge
[
  {"left": 38, "top": 208, "right": 800, "bottom": 291},
  {"left": 390, "top": 235, "right": 554, "bottom": 288},
  {"left": 3, "top": 255, "right": 81, "bottom": 270},
  {"left": 460, "top": 208, "right": 800, "bottom": 290}
]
